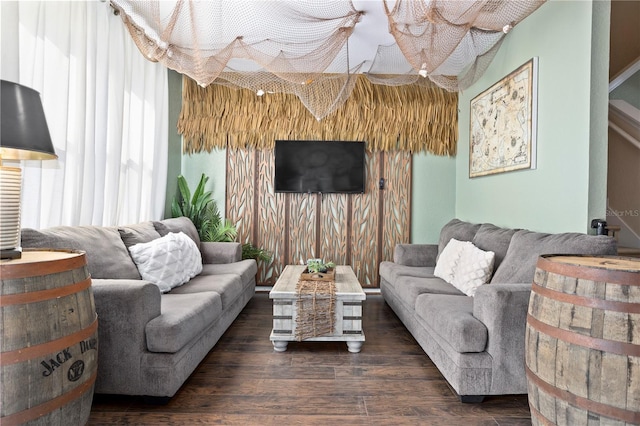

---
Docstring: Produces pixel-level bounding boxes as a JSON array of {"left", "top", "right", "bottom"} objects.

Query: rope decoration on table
[{"left": 295, "top": 280, "right": 336, "bottom": 341}]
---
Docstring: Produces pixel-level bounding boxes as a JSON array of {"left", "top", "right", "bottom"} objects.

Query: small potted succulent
[{"left": 306, "top": 259, "right": 335, "bottom": 274}]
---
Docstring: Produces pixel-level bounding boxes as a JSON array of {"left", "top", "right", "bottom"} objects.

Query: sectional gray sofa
[
  {"left": 21, "top": 217, "right": 257, "bottom": 400},
  {"left": 379, "top": 219, "right": 617, "bottom": 402}
]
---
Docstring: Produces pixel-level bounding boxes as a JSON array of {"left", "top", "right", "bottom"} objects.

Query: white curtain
[{"left": 7, "top": 1, "right": 168, "bottom": 228}]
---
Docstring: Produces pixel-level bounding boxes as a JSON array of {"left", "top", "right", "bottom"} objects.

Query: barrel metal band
[
  {"left": 536, "top": 256, "right": 640, "bottom": 286},
  {"left": 528, "top": 403, "right": 557, "bottom": 426},
  {"left": 0, "top": 250, "right": 86, "bottom": 279},
  {"left": 0, "top": 317, "right": 98, "bottom": 366},
  {"left": 0, "top": 370, "right": 97, "bottom": 426},
  {"left": 0, "top": 277, "right": 92, "bottom": 307},
  {"left": 526, "top": 365, "right": 640, "bottom": 424},
  {"left": 527, "top": 314, "right": 640, "bottom": 357},
  {"left": 531, "top": 281, "right": 640, "bottom": 314}
]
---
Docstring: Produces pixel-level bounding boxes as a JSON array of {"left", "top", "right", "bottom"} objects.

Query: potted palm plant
[{"left": 171, "top": 173, "right": 271, "bottom": 262}]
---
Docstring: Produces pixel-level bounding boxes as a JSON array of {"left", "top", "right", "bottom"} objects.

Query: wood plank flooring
[{"left": 89, "top": 292, "right": 532, "bottom": 425}]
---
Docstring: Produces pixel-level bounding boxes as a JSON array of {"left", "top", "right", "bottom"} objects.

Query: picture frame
[{"left": 469, "top": 57, "right": 538, "bottom": 178}]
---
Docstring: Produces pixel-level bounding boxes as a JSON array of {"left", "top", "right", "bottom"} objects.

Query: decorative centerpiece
[{"left": 301, "top": 259, "right": 336, "bottom": 281}]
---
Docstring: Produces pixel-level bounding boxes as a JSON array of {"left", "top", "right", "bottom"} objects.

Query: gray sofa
[
  {"left": 379, "top": 219, "right": 617, "bottom": 402},
  {"left": 21, "top": 217, "right": 257, "bottom": 400}
]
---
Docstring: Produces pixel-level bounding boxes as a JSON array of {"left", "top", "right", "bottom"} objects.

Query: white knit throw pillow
[
  {"left": 451, "top": 243, "right": 495, "bottom": 296},
  {"left": 128, "top": 231, "right": 203, "bottom": 292},
  {"left": 434, "top": 238, "right": 467, "bottom": 283}
]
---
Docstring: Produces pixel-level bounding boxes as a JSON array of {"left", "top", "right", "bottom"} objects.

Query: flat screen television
[{"left": 274, "top": 140, "right": 365, "bottom": 194}]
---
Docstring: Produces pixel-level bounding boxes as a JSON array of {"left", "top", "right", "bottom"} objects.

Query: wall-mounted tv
[{"left": 274, "top": 140, "right": 365, "bottom": 194}]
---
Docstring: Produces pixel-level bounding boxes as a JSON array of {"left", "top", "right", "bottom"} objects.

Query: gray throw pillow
[
  {"left": 472, "top": 223, "right": 518, "bottom": 273},
  {"left": 119, "top": 221, "right": 161, "bottom": 248},
  {"left": 491, "top": 230, "right": 617, "bottom": 284},
  {"left": 153, "top": 217, "right": 201, "bottom": 248},
  {"left": 437, "top": 219, "right": 482, "bottom": 259},
  {"left": 21, "top": 225, "right": 142, "bottom": 279}
]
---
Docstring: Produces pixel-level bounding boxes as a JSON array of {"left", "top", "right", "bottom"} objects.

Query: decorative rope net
[
  {"left": 384, "top": 0, "right": 545, "bottom": 91},
  {"left": 110, "top": 0, "right": 544, "bottom": 138}
]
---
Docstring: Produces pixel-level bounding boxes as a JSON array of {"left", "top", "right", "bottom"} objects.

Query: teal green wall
[
  {"left": 181, "top": 150, "right": 227, "bottom": 218},
  {"left": 588, "top": 0, "right": 611, "bottom": 233},
  {"left": 411, "top": 153, "right": 456, "bottom": 243},
  {"left": 455, "top": 0, "right": 609, "bottom": 233},
  {"left": 166, "top": 71, "right": 226, "bottom": 218},
  {"left": 165, "top": 70, "right": 183, "bottom": 218}
]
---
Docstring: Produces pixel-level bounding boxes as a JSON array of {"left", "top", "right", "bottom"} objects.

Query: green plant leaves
[
  {"left": 172, "top": 173, "right": 225, "bottom": 242},
  {"left": 307, "top": 259, "right": 334, "bottom": 273},
  {"left": 242, "top": 243, "right": 272, "bottom": 262},
  {"left": 172, "top": 173, "right": 272, "bottom": 262}
]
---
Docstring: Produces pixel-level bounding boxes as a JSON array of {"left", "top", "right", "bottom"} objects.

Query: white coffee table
[{"left": 269, "top": 265, "right": 366, "bottom": 353}]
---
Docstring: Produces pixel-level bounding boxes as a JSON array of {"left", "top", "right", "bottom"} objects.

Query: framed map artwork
[{"left": 469, "top": 57, "right": 538, "bottom": 178}]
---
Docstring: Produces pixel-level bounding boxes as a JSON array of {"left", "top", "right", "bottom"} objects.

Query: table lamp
[{"left": 1, "top": 80, "right": 57, "bottom": 260}]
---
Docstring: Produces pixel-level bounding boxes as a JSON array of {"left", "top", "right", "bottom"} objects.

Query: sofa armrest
[
  {"left": 393, "top": 244, "right": 439, "bottom": 267},
  {"left": 472, "top": 283, "right": 531, "bottom": 393},
  {"left": 91, "top": 279, "right": 161, "bottom": 394},
  {"left": 200, "top": 241, "right": 242, "bottom": 264}
]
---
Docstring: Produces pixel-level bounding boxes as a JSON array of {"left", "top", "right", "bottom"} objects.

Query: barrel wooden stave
[
  {"left": 0, "top": 250, "right": 98, "bottom": 425},
  {"left": 526, "top": 255, "right": 640, "bottom": 426}
]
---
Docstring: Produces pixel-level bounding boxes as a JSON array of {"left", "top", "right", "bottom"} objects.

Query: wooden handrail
[
  {"left": 610, "top": 55, "right": 640, "bottom": 92},
  {"left": 609, "top": 120, "right": 640, "bottom": 151}
]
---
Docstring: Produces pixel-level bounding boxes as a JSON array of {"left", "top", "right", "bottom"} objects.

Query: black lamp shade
[{"left": 1, "top": 80, "right": 57, "bottom": 160}]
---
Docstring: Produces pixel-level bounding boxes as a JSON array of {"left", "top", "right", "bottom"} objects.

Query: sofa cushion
[
  {"left": 200, "top": 259, "right": 258, "bottom": 285},
  {"left": 379, "top": 261, "right": 435, "bottom": 284},
  {"left": 146, "top": 292, "right": 222, "bottom": 353},
  {"left": 154, "top": 217, "right": 201, "bottom": 248},
  {"left": 20, "top": 225, "right": 141, "bottom": 279},
  {"left": 415, "top": 294, "right": 488, "bottom": 353},
  {"left": 437, "top": 219, "right": 482, "bottom": 259},
  {"left": 118, "top": 221, "right": 161, "bottom": 248},
  {"left": 393, "top": 244, "right": 439, "bottom": 267},
  {"left": 471, "top": 223, "right": 517, "bottom": 273},
  {"left": 491, "top": 230, "right": 618, "bottom": 284},
  {"left": 129, "top": 232, "right": 203, "bottom": 293},
  {"left": 394, "top": 275, "right": 463, "bottom": 309},
  {"left": 170, "top": 273, "right": 244, "bottom": 309}
]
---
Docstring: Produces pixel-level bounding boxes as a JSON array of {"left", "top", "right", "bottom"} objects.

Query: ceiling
[
  {"left": 337, "top": 0, "right": 398, "bottom": 73},
  {"left": 204, "top": 0, "right": 398, "bottom": 74}
]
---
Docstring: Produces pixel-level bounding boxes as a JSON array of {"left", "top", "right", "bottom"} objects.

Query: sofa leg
[
  {"left": 443, "top": 379, "right": 485, "bottom": 403},
  {"left": 459, "top": 395, "right": 485, "bottom": 403},
  {"left": 143, "top": 395, "right": 172, "bottom": 405}
]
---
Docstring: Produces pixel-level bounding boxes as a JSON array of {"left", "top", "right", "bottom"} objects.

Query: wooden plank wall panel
[
  {"left": 226, "top": 148, "right": 410, "bottom": 287},
  {"left": 255, "top": 149, "right": 287, "bottom": 285},
  {"left": 226, "top": 148, "right": 254, "bottom": 245},
  {"left": 351, "top": 151, "right": 380, "bottom": 287},
  {"left": 288, "top": 193, "right": 317, "bottom": 265},
  {"left": 382, "top": 152, "right": 412, "bottom": 262},
  {"left": 319, "top": 194, "right": 349, "bottom": 266}
]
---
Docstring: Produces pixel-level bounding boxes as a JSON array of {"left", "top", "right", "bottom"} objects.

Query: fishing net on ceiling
[
  {"left": 383, "top": 0, "right": 546, "bottom": 91},
  {"left": 110, "top": 0, "right": 544, "bottom": 120}
]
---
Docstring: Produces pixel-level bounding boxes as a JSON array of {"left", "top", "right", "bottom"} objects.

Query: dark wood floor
[{"left": 89, "top": 292, "right": 532, "bottom": 425}]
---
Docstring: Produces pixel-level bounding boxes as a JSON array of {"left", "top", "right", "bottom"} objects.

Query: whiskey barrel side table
[
  {"left": 526, "top": 255, "right": 640, "bottom": 425},
  {"left": 1, "top": 249, "right": 98, "bottom": 425}
]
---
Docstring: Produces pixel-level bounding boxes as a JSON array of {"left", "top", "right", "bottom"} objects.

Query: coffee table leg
[
  {"left": 347, "top": 341, "right": 363, "bottom": 353},
  {"left": 272, "top": 340, "right": 288, "bottom": 352}
]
